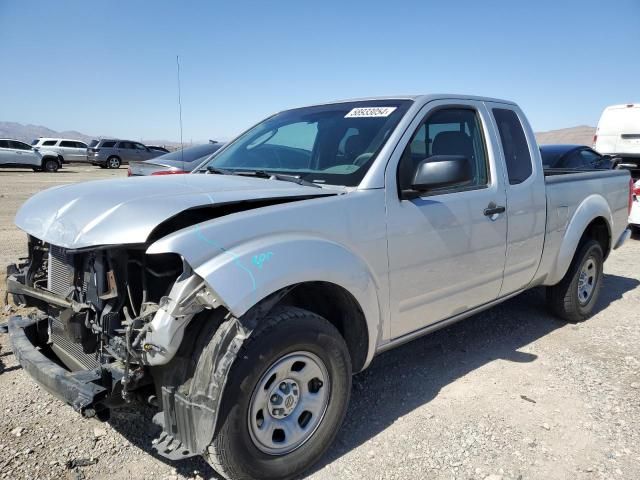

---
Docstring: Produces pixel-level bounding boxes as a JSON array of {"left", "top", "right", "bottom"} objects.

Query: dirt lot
[{"left": 1, "top": 166, "right": 639, "bottom": 480}]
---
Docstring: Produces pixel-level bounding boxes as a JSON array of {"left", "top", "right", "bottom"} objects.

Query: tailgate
[{"left": 617, "top": 133, "right": 640, "bottom": 155}]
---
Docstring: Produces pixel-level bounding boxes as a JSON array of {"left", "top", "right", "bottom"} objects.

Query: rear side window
[
  {"left": 31, "top": 139, "right": 40, "bottom": 145},
  {"left": 42, "top": 140, "right": 57, "bottom": 146},
  {"left": 492, "top": 108, "right": 533, "bottom": 184},
  {"left": 101, "top": 141, "right": 116, "bottom": 148}
]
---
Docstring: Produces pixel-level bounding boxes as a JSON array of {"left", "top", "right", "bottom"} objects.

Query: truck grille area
[
  {"left": 50, "top": 317, "right": 100, "bottom": 371},
  {"left": 48, "top": 245, "right": 75, "bottom": 297}
]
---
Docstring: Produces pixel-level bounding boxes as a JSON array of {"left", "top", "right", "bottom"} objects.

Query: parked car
[
  {"left": 88, "top": 139, "right": 162, "bottom": 169},
  {"left": 128, "top": 143, "right": 225, "bottom": 176},
  {"left": 31, "top": 138, "right": 89, "bottom": 163},
  {"left": 6, "top": 95, "right": 633, "bottom": 480},
  {"left": 147, "top": 145, "right": 171, "bottom": 154},
  {"left": 0, "top": 139, "right": 62, "bottom": 172},
  {"left": 540, "top": 144, "right": 615, "bottom": 170},
  {"left": 630, "top": 178, "right": 640, "bottom": 232},
  {"left": 594, "top": 103, "right": 640, "bottom": 171}
]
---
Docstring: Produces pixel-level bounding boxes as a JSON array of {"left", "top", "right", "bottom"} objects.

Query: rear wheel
[
  {"left": 205, "top": 306, "right": 352, "bottom": 480},
  {"left": 42, "top": 158, "right": 59, "bottom": 172},
  {"left": 107, "top": 156, "right": 121, "bottom": 169},
  {"left": 546, "top": 239, "right": 604, "bottom": 322}
]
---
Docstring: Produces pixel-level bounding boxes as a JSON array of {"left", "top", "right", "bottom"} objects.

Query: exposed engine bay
[{"left": 7, "top": 235, "right": 220, "bottom": 413}]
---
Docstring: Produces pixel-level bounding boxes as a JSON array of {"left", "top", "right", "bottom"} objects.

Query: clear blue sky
[{"left": 1, "top": 0, "right": 639, "bottom": 142}]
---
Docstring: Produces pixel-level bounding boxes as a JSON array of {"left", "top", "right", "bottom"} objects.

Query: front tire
[
  {"left": 42, "top": 158, "right": 59, "bottom": 172},
  {"left": 205, "top": 306, "right": 352, "bottom": 480},
  {"left": 546, "top": 239, "right": 604, "bottom": 322}
]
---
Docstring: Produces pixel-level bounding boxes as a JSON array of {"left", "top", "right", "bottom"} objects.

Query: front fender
[
  {"left": 148, "top": 229, "right": 382, "bottom": 367},
  {"left": 545, "top": 194, "right": 612, "bottom": 285}
]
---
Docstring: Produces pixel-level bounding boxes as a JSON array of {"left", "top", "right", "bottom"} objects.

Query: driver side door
[{"left": 385, "top": 100, "right": 508, "bottom": 339}]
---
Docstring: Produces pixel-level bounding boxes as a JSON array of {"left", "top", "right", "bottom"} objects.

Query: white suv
[{"left": 31, "top": 138, "right": 89, "bottom": 163}]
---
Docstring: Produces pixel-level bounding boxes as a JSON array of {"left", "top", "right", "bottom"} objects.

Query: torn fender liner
[
  {"left": 152, "top": 289, "right": 292, "bottom": 460},
  {"left": 153, "top": 316, "right": 249, "bottom": 459},
  {"left": 8, "top": 315, "right": 107, "bottom": 415}
]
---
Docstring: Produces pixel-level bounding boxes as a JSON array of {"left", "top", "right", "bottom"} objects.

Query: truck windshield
[{"left": 202, "top": 100, "right": 412, "bottom": 186}]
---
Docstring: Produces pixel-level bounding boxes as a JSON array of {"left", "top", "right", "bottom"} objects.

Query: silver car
[
  {"left": 0, "top": 139, "right": 62, "bottom": 172},
  {"left": 127, "top": 142, "right": 224, "bottom": 176},
  {"left": 31, "top": 138, "right": 89, "bottom": 163},
  {"left": 88, "top": 139, "right": 162, "bottom": 169}
]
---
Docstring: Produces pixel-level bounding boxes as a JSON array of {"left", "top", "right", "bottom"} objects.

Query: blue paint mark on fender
[
  {"left": 193, "top": 225, "right": 257, "bottom": 294},
  {"left": 252, "top": 251, "right": 273, "bottom": 269}
]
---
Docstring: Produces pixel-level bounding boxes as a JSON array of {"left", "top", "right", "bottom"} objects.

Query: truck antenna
[{"left": 176, "top": 55, "right": 184, "bottom": 166}]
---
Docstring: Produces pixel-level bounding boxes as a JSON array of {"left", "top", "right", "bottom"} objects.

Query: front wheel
[
  {"left": 42, "top": 158, "right": 59, "bottom": 172},
  {"left": 205, "top": 306, "right": 352, "bottom": 480},
  {"left": 546, "top": 239, "right": 604, "bottom": 322}
]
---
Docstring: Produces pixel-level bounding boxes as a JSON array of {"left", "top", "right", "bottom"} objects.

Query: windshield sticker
[{"left": 345, "top": 106, "right": 397, "bottom": 118}]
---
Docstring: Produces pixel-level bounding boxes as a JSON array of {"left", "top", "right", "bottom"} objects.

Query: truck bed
[{"left": 535, "top": 168, "right": 630, "bottom": 286}]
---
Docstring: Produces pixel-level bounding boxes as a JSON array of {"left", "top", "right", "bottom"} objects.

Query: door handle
[{"left": 484, "top": 204, "right": 505, "bottom": 217}]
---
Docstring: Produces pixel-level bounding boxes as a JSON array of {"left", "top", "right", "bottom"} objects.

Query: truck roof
[{"left": 303, "top": 94, "right": 517, "bottom": 108}]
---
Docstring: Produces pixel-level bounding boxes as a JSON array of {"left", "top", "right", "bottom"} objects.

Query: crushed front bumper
[{"left": 8, "top": 315, "right": 108, "bottom": 417}]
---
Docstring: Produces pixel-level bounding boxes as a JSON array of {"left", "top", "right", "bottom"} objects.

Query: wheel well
[
  {"left": 581, "top": 217, "right": 610, "bottom": 259},
  {"left": 41, "top": 155, "right": 58, "bottom": 166},
  {"left": 279, "top": 282, "right": 369, "bottom": 372}
]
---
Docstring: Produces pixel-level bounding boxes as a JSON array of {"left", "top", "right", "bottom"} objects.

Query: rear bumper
[{"left": 7, "top": 315, "right": 108, "bottom": 417}]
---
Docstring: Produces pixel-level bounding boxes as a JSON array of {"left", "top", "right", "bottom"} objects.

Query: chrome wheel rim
[
  {"left": 578, "top": 256, "right": 597, "bottom": 305},
  {"left": 109, "top": 158, "right": 119, "bottom": 168},
  {"left": 248, "top": 351, "right": 330, "bottom": 455}
]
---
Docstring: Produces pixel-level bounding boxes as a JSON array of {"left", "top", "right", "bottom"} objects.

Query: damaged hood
[{"left": 15, "top": 174, "right": 333, "bottom": 249}]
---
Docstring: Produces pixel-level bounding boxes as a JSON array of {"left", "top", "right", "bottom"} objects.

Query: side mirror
[{"left": 402, "top": 155, "right": 472, "bottom": 199}]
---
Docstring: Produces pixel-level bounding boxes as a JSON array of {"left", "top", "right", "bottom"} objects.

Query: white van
[{"left": 594, "top": 104, "right": 640, "bottom": 169}]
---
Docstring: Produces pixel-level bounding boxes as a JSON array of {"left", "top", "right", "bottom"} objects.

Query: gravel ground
[{"left": 1, "top": 166, "right": 639, "bottom": 480}]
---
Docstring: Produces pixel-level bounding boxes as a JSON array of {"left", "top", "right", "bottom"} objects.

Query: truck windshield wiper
[
  {"left": 233, "top": 170, "right": 322, "bottom": 188},
  {"left": 206, "top": 166, "right": 321, "bottom": 188},
  {"left": 206, "top": 166, "right": 233, "bottom": 175}
]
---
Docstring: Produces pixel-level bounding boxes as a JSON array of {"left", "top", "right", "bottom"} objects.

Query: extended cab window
[
  {"left": 399, "top": 108, "right": 489, "bottom": 191},
  {"left": 492, "top": 108, "right": 533, "bottom": 184}
]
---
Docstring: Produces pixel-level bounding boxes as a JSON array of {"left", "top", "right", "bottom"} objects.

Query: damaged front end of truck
[{"left": 6, "top": 233, "right": 255, "bottom": 459}]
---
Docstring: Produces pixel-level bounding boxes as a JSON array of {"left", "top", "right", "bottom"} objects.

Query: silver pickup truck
[{"left": 6, "top": 95, "right": 633, "bottom": 480}]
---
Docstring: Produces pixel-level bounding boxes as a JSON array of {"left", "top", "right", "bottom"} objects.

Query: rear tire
[
  {"left": 205, "top": 306, "right": 352, "bottom": 480},
  {"left": 106, "top": 156, "right": 121, "bottom": 169},
  {"left": 546, "top": 239, "right": 604, "bottom": 322}
]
